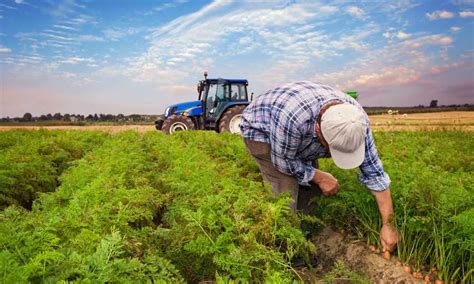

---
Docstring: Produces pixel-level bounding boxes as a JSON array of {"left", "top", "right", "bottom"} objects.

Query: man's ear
[{"left": 315, "top": 122, "right": 321, "bottom": 136}]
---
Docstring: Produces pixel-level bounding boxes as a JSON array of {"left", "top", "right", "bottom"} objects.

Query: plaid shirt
[{"left": 240, "top": 81, "right": 390, "bottom": 192}]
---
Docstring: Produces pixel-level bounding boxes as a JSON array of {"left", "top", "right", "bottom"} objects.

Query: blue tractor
[{"left": 155, "top": 72, "right": 251, "bottom": 134}]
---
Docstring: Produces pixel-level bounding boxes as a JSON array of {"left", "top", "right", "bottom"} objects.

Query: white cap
[{"left": 321, "top": 104, "right": 368, "bottom": 169}]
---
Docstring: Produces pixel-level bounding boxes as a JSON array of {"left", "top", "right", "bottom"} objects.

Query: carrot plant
[
  {"left": 1, "top": 130, "right": 471, "bottom": 282},
  {"left": 0, "top": 130, "right": 108, "bottom": 209},
  {"left": 314, "top": 131, "right": 473, "bottom": 283},
  {"left": 1, "top": 130, "right": 314, "bottom": 282}
]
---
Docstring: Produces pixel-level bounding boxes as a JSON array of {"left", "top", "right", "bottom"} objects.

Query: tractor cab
[
  {"left": 197, "top": 74, "right": 249, "bottom": 130},
  {"left": 156, "top": 72, "right": 251, "bottom": 134}
]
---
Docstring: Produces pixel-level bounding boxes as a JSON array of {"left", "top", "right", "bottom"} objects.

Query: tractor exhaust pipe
[{"left": 204, "top": 71, "right": 208, "bottom": 80}]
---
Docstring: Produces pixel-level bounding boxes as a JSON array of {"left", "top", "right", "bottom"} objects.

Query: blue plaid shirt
[{"left": 240, "top": 81, "right": 390, "bottom": 192}]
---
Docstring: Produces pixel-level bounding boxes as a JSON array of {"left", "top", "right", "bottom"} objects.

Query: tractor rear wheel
[
  {"left": 162, "top": 115, "right": 195, "bottom": 135},
  {"left": 219, "top": 105, "right": 246, "bottom": 134}
]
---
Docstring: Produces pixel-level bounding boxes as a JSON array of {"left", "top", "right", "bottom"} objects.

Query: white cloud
[
  {"left": 0, "top": 46, "right": 12, "bottom": 53},
  {"left": 63, "top": 14, "right": 95, "bottom": 26},
  {"left": 319, "top": 6, "right": 338, "bottom": 14},
  {"left": 430, "top": 61, "right": 469, "bottom": 75},
  {"left": 450, "top": 26, "right": 462, "bottom": 32},
  {"left": 383, "top": 30, "right": 411, "bottom": 41},
  {"left": 459, "top": 11, "right": 474, "bottom": 17},
  {"left": 347, "top": 6, "right": 365, "bottom": 19},
  {"left": 127, "top": 1, "right": 341, "bottom": 85},
  {"left": 49, "top": 0, "right": 85, "bottom": 18},
  {"left": 53, "top": 24, "right": 79, "bottom": 31},
  {"left": 396, "top": 31, "right": 411, "bottom": 39},
  {"left": 78, "top": 34, "right": 104, "bottom": 42},
  {"left": 426, "top": 10, "right": 455, "bottom": 20},
  {"left": 0, "top": 3, "right": 16, "bottom": 9},
  {"left": 151, "top": 0, "right": 188, "bottom": 13},
  {"left": 103, "top": 28, "right": 140, "bottom": 41},
  {"left": 438, "top": 36, "right": 454, "bottom": 45},
  {"left": 352, "top": 66, "right": 420, "bottom": 86},
  {"left": 14, "top": 0, "right": 23, "bottom": 4},
  {"left": 62, "top": 71, "right": 76, "bottom": 78},
  {"left": 402, "top": 35, "right": 453, "bottom": 48},
  {"left": 60, "top": 57, "right": 95, "bottom": 64}
]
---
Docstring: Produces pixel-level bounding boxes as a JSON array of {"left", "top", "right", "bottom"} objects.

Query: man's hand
[
  {"left": 380, "top": 224, "right": 398, "bottom": 252},
  {"left": 312, "top": 169, "right": 340, "bottom": 196},
  {"left": 372, "top": 189, "right": 399, "bottom": 252}
]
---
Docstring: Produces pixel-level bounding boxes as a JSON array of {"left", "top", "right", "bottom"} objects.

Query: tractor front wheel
[
  {"left": 162, "top": 115, "right": 195, "bottom": 135},
  {"left": 154, "top": 119, "right": 164, "bottom": 130},
  {"left": 219, "top": 105, "right": 246, "bottom": 134}
]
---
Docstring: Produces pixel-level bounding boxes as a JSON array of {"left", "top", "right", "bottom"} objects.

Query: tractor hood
[{"left": 165, "top": 100, "right": 202, "bottom": 118}]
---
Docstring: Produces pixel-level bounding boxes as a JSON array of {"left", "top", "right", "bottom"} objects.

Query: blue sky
[{"left": 0, "top": 0, "right": 473, "bottom": 117}]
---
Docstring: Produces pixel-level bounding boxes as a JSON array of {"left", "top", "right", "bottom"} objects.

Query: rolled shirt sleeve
[
  {"left": 358, "top": 126, "right": 391, "bottom": 191},
  {"left": 269, "top": 109, "right": 316, "bottom": 186}
]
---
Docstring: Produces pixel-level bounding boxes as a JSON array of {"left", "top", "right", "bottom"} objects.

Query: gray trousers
[{"left": 244, "top": 139, "right": 321, "bottom": 214}]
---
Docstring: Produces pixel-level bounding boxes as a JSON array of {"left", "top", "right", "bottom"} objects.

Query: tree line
[{"left": 0, "top": 113, "right": 161, "bottom": 123}]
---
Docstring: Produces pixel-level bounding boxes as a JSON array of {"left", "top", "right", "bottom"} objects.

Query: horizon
[{"left": 1, "top": 0, "right": 474, "bottom": 117}]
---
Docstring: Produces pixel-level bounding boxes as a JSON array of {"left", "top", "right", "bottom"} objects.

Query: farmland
[
  {"left": 1, "top": 111, "right": 472, "bottom": 133},
  {"left": 0, "top": 127, "right": 473, "bottom": 282}
]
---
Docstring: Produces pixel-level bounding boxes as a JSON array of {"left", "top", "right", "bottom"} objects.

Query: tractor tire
[
  {"left": 162, "top": 115, "right": 195, "bottom": 135},
  {"left": 218, "top": 105, "right": 246, "bottom": 134},
  {"left": 155, "top": 119, "right": 164, "bottom": 131}
]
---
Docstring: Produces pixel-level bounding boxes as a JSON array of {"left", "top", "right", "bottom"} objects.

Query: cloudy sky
[{"left": 0, "top": 0, "right": 473, "bottom": 117}]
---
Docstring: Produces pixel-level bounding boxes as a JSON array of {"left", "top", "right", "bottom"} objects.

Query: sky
[{"left": 0, "top": 0, "right": 473, "bottom": 117}]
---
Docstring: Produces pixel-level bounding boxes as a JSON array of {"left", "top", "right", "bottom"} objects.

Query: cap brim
[{"left": 329, "top": 142, "right": 365, "bottom": 169}]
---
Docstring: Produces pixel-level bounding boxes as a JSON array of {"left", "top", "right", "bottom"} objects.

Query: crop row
[
  {"left": 314, "top": 131, "right": 473, "bottom": 283},
  {"left": 1, "top": 131, "right": 313, "bottom": 282},
  {"left": 0, "top": 130, "right": 108, "bottom": 210}
]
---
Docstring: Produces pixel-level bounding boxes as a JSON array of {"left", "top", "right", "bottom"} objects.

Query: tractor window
[
  {"left": 216, "top": 83, "right": 231, "bottom": 102},
  {"left": 230, "top": 84, "right": 247, "bottom": 101},
  {"left": 206, "top": 83, "right": 217, "bottom": 114}
]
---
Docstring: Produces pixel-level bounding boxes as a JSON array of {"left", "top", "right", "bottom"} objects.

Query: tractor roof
[{"left": 206, "top": 78, "right": 248, "bottom": 84}]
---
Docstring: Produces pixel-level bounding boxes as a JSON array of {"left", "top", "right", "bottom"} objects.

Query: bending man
[{"left": 240, "top": 81, "right": 398, "bottom": 252}]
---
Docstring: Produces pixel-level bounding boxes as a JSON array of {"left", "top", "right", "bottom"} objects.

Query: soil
[{"left": 296, "top": 227, "right": 425, "bottom": 283}]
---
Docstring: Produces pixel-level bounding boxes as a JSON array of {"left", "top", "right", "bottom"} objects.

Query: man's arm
[
  {"left": 358, "top": 125, "right": 398, "bottom": 252},
  {"left": 373, "top": 189, "right": 398, "bottom": 252}
]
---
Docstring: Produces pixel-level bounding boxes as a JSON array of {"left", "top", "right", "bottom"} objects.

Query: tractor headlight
[{"left": 164, "top": 107, "right": 170, "bottom": 117}]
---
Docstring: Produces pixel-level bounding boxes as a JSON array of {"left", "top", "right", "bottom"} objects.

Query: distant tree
[
  {"left": 86, "top": 114, "right": 94, "bottom": 121},
  {"left": 129, "top": 114, "right": 141, "bottom": 122},
  {"left": 39, "top": 115, "right": 47, "bottom": 121},
  {"left": 430, "top": 100, "right": 438, "bottom": 108},
  {"left": 117, "top": 114, "right": 125, "bottom": 121},
  {"left": 63, "top": 113, "right": 71, "bottom": 121},
  {"left": 46, "top": 113, "right": 53, "bottom": 120},
  {"left": 94, "top": 114, "right": 99, "bottom": 121},
  {"left": 22, "top": 113, "right": 33, "bottom": 122},
  {"left": 53, "top": 113, "right": 62, "bottom": 120}
]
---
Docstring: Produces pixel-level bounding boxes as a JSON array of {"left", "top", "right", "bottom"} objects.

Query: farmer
[{"left": 240, "top": 81, "right": 398, "bottom": 252}]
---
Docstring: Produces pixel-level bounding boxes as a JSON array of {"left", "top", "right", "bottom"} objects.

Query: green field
[{"left": 1, "top": 130, "right": 472, "bottom": 283}]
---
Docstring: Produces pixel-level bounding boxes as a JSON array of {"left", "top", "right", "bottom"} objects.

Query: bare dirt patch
[{"left": 297, "top": 227, "right": 425, "bottom": 283}]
